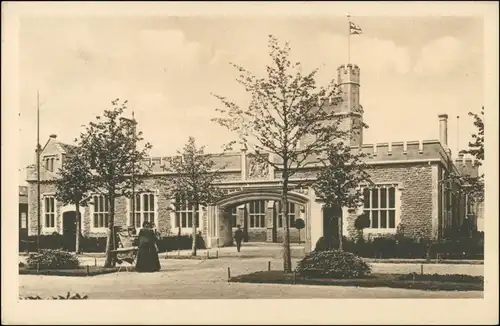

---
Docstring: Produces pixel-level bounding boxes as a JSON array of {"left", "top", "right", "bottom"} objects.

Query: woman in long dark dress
[{"left": 136, "top": 222, "right": 161, "bottom": 273}]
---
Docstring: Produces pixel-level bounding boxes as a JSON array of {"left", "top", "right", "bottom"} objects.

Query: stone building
[
  {"left": 19, "top": 186, "right": 29, "bottom": 239},
  {"left": 25, "top": 64, "right": 481, "bottom": 252}
]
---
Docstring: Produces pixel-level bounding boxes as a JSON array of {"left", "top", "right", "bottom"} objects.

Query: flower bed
[
  {"left": 19, "top": 265, "right": 123, "bottom": 276},
  {"left": 229, "top": 271, "right": 484, "bottom": 291}
]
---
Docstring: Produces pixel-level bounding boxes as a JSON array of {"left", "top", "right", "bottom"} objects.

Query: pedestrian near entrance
[{"left": 234, "top": 225, "right": 244, "bottom": 252}]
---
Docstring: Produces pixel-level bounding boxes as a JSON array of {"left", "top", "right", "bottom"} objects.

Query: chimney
[
  {"left": 438, "top": 114, "right": 448, "bottom": 147},
  {"left": 49, "top": 134, "right": 57, "bottom": 139}
]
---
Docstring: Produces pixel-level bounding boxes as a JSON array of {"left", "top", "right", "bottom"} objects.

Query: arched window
[{"left": 129, "top": 193, "right": 156, "bottom": 228}]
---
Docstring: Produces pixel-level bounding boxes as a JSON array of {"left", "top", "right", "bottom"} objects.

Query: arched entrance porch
[{"left": 205, "top": 188, "right": 310, "bottom": 248}]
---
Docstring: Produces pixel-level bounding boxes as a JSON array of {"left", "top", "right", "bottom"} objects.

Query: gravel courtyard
[{"left": 18, "top": 257, "right": 484, "bottom": 299}]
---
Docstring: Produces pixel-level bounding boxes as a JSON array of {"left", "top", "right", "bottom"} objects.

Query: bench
[{"left": 111, "top": 229, "right": 139, "bottom": 272}]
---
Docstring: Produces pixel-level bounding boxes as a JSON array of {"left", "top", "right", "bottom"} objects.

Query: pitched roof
[{"left": 58, "top": 142, "right": 78, "bottom": 154}]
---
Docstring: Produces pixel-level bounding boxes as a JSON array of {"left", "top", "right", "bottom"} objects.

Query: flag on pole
[{"left": 349, "top": 21, "right": 363, "bottom": 35}]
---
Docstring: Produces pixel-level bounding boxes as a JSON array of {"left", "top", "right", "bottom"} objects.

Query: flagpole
[
  {"left": 347, "top": 14, "right": 351, "bottom": 64},
  {"left": 456, "top": 115, "right": 460, "bottom": 159},
  {"left": 36, "top": 90, "right": 41, "bottom": 252}
]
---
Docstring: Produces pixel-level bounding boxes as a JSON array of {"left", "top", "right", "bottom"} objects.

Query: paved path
[{"left": 19, "top": 257, "right": 483, "bottom": 299}]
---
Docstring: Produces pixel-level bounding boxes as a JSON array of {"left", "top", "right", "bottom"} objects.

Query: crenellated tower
[
  {"left": 333, "top": 64, "right": 363, "bottom": 146},
  {"left": 298, "top": 63, "right": 364, "bottom": 149}
]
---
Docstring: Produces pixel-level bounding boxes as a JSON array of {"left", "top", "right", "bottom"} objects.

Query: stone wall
[
  {"left": 346, "top": 163, "right": 436, "bottom": 240},
  {"left": 27, "top": 182, "right": 62, "bottom": 235}
]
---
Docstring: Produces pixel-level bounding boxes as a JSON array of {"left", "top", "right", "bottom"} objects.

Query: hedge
[
  {"left": 19, "top": 233, "right": 206, "bottom": 253},
  {"left": 315, "top": 233, "right": 484, "bottom": 260}
]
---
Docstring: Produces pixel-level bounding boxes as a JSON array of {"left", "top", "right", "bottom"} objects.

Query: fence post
[
  {"left": 227, "top": 267, "right": 231, "bottom": 282},
  {"left": 216, "top": 250, "right": 219, "bottom": 258},
  {"left": 207, "top": 251, "right": 210, "bottom": 259},
  {"left": 94, "top": 257, "right": 97, "bottom": 267},
  {"left": 86, "top": 265, "right": 90, "bottom": 276},
  {"left": 268, "top": 261, "right": 271, "bottom": 271},
  {"left": 420, "top": 264, "right": 424, "bottom": 275}
]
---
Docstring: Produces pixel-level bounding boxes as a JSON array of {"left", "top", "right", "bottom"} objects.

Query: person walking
[
  {"left": 135, "top": 221, "right": 161, "bottom": 273},
  {"left": 234, "top": 225, "right": 244, "bottom": 252}
]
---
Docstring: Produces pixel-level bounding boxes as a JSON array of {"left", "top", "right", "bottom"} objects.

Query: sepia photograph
[{"left": 2, "top": 1, "right": 498, "bottom": 325}]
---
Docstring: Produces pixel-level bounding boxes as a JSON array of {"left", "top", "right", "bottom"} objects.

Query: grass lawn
[
  {"left": 19, "top": 265, "right": 126, "bottom": 276},
  {"left": 230, "top": 271, "right": 484, "bottom": 291}
]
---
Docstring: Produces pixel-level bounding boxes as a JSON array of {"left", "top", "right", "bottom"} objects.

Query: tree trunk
[
  {"left": 191, "top": 207, "right": 197, "bottom": 256},
  {"left": 104, "top": 196, "right": 115, "bottom": 268},
  {"left": 282, "top": 179, "right": 292, "bottom": 273},
  {"left": 338, "top": 214, "right": 343, "bottom": 251},
  {"left": 75, "top": 203, "right": 81, "bottom": 254},
  {"left": 178, "top": 226, "right": 182, "bottom": 253}
]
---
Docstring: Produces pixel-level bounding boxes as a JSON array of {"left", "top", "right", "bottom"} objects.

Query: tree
[
  {"left": 54, "top": 147, "right": 94, "bottom": 254},
  {"left": 158, "top": 137, "right": 225, "bottom": 256},
  {"left": 443, "top": 107, "right": 484, "bottom": 205},
  {"left": 459, "top": 107, "right": 484, "bottom": 203},
  {"left": 294, "top": 218, "right": 305, "bottom": 244},
  {"left": 79, "top": 99, "right": 152, "bottom": 267},
  {"left": 212, "top": 35, "right": 364, "bottom": 272},
  {"left": 313, "top": 142, "right": 372, "bottom": 251}
]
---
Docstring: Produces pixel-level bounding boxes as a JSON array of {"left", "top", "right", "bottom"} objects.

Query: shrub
[
  {"left": 156, "top": 234, "right": 206, "bottom": 253},
  {"left": 373, "top": 237, "right": 397, "bottom": 258},
  {"left": 21, "top": 292, "right": 89, "bottom": 300},
  {"left": 354, "top": 213, "right": 370, "bottom": 229},
  {"left": 295, "top": 250, "right": 371, "bottom": 279},
  {"left": 294, "top": 218, "right": 305, "bottom": 230},
  {"left": 314, "top": 236, "right": 340, "bottom": 252},
  {"left": 398, "top": 273, "right": 484, "bottom": 283},
  {"left": 26, "top": 249, "right": 80, "bottom": 270}
]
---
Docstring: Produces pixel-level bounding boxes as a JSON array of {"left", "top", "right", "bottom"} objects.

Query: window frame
[
  {"left": 90, "top": 194, "right": 110, "bottom": 231},
  {"left": 230, "top": 206, "right": 237, "bottom": 228},
  {"left": 277, "top": 201, "right": 296, "bottom": 228},
  {"left": 248, "top": 200, "right": 266, "bottom": 228},
  {"left": 174, "top": 197, "right": 200, "bottom": 231},
  {"left": 361, "top": 184, "right": 400, "bottom": 234},
  {"left": 43, "top": 155, "right": 56, "bottom": 172},
  {"left": 42, "top": 195, "right": 57, "bottom": 232},
  {"left": 128, "top": 192, "right": 158, "bottom": 230}
]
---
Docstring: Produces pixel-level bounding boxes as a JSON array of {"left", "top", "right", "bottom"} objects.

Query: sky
[{"left": 17, "top": 15, "right": 484, "bottom": 185}]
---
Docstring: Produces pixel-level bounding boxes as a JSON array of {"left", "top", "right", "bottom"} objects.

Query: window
[
  {"left": 130, "top": 193, "right": 156, "bottom": 228},
  {"left": 174, "top": 196, "right": 199, "bottom": 228},
  {"left": 231, "top": 207, "right": 237, "bottom": 227},
  {"left": 44, "top": 157, "right": 54, "bottom": 172},
  {"left": 92, "top": 194, "right": 109, "bottom": 228},
  {"left": 363, "top": 186, "right": 396, "bottom": 229},
  {"left": 248, "top": 200, "right": 266, "bottom": 228},
  {"left": 20, "top": 212, "right": 27, "bottom": 229},
  {"left": 277, "top": 201, "right": 296, "bottom": 228},
  {"left": 44, "top": 196, "right": 56, "bottom": 228}
]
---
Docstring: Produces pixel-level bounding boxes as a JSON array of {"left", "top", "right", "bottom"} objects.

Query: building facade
[
  {"left": 19, "top": 186, "right": 29, "bottom": 239},
  {"left": 25, "top": 64, "right": 480, "bottom": 252}
]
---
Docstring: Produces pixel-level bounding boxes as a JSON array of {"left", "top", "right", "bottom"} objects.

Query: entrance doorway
[
  {"left": 323, "top": 205, "right": 342, "bottom": 249},
  {"left": 62, "top": 211, "right": 77, "bottom": 252}
]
